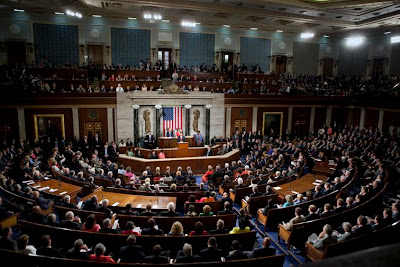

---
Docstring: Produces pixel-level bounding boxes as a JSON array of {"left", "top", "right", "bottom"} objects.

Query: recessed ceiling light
[
  {"left": 55, "top": 12, "right": 64, "bottom": 15},
  {"left": 128, "top": 17, "right": 137, "bottom": 20},
  {"left": 162, "top": 19, "right": 169, "bottom": 22},
  {"left": 250, "top": 27, "right": 258, "bottom": 30},
  {"left": 223, "top": 25, "right": 230, "bottom": 27},
  {"left": 301, "top": 32, "right": 314, "bottom": 38},
  {"left": 323, "top": 35, "right": 329, "bottom": 38},
  {"left": 92, "top": 15, "right": 101, "bottom": 18},
  {"left": 14, "top": 9, "right": 24, "bottom": 12},
  {"left": 276, "top": 30, "right": 283, "bottom": 33},
  {"left": 384, "top": 31, "right": 391, "bottom": 35}
]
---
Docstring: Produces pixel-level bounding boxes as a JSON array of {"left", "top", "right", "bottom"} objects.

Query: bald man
[{"left": 247, "top": 237, "right": 276, "bottom": 258}]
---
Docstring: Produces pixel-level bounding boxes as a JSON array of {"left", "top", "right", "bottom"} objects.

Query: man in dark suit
[
  {"left": 81, "top": 135, "right": 90, "bottom": 158},
  {"left": 61, "top": 211, "right": 82, "bottom": 230},
  {"left": 218, "top": 202, "right": 235, "bottom": 215},
  {"left": 144, "top": 132, "right": 155, "bottom": 149},
  {"left": 126, "top": 138, "right": 134, "bottom": 147},
  {"left": 247, "top": 237, "right": 276, "bottom": 258},
  {"left": 0, "top": 227, "right": 17, "bottom": 251},
  {"left": 177, "top": 134, "right": 186, "bottom": 142},
  {"left": 306, "top": 205, "right": 320, "bottom": 221},
  {"left": 83, "top": 195, "right": 98, "bottom": 211},
  {"left": 226, "top": 240, "right": 248, "bottom": 261},
  {"left": 92, "top": 134, "right": 102, "bottom": 152},
  {"left": 204, "top": 145, "right": 213, "bottom": 156},
  {"left": 109, "top": 143, "right": 119, "bottom": 162},
  {"left": 99, "top": 218, "right": 120, "bottom": 234},
  {"left": 66, "top": 239, "right": 90, "bottom": 260},
  {"left": 209, "top": 219, "right": 229, "bottom": 235},
  {"left": 175, "top": 243, "right": 201, "bottom": 263},
  {"left": 119, "top": 235, "right": 145, "bottom": 263},
  {"left": 166, "top": 128, "right": 174, "bottom": 137},
  {"left": 199, "top": 237, "right": 223, "bottom": 262},
  {"left": 159, "top": 202, "right": 179, "bottom": 217},
  {"left": 96, "top": 199, "right": 114, "bottom": 218},
  {"left": 36, "top": 235, "right": 64, "bottom": 258},
  {"left": 140, "top": 204, "right": 157, "bottom": 216},
  {"left": 141, "top": 218, "right": 164, "bottom": 235}
]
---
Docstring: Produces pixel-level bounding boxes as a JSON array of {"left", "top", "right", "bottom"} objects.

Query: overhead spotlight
[
  {"left": 250, "top": 27, "right": 258, "bottom": 30},
  {"left": 391, "top": 36, "right": 400, "bottom": 44},
  {"left": 223, "top": 25, "right": 230, "bottom": 27},
  {"left": 128, "top": 17, "right": 137, "bottom": 20},
  {"left": 384, "top": 31, "right": 391, "bottom": 35},
  {"left": 323, "top": 35, "right": 329, "bottom": 38},
  {"left": 301, "top": 32, "right": 314, "bottom": 38},
  {"left": 346, "top": 36, "right": 365, "bottom": 47},
  {"left": 144, "top": 13, "right": 152, "bottom": 19},
  {"left": 162, "top": 19, "right": 170, "bottom": 22},
  {"left": 55, "top": 12, "right": 64, "bottom": 15},
  {"left": 14, "top": 9, "right": 24, "bottom": 12},
  {"left": 66, "top": 10, "right": 82, "bottom": 18},
  {"left": 92, "top": 15, "right": 101, "bottom": 18},
  {"left": 276, "top": 30, "right": 283, "bottom": 33},
  {"left": 154, "top": 14, "right": 162, "bottom": 20},
  {"left": 182, "top": 21, "right": 197, "bottom": 27}
]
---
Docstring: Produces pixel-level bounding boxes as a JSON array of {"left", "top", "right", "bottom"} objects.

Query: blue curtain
[
  {"left": 240, "top": 37, "right": 271, "bottom": 73},
  {"left": 338, "top": 45, "right": 368, "bottom": 76},
  {"left": 293, "top": 42, "right": 319, "bottom": 75},
  {"left": 390, "top": 43, "right": 400, "bottom": 75},
  {"left": 33, "top": 23, "right": 79, "bottom": 65},
  {"left": 111, "top": 28, "right": 150, "bottom": 66},
  {"left": 179, "top": 32, "right": 215, "bottom": 68}
]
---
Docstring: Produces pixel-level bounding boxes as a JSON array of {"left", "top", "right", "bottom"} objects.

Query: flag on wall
[{"left": 163, "top": 107, "right": 183, "bottom": 136}]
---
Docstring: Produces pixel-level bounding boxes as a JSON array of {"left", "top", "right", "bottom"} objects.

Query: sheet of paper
[
  {"left": 112, "top": 202, "right": 120, "bottom": 207},
  {"left": 77, "top": 201, "right": 83, "bottom": 209},
  {"left": 112, "top": 219, "right": 119, "bottom": 229},
  {"left": 136, "top": 204, "right": 142, "bottom": 208},
  {"left": 312, "top": 182, "right": 321, "bottom": 186},
  {"left": 273, "top": 186, "right": 282, "bottom": 190},
  {"left": 315, "top": 179, "right": 323, "bottom": 183},
  {"left": 43, "top": 177, "right": 50, "bottom": 180},
  {"left": 59, "top": 191, "right": 67, "bottom": 195},
  {"left": 22, "top": 180, "right": 34, "bottom": 184},
  {"left": 291, "top": 191, "right": 299, "bottom": 195},
  {"left": 32, "top": 185, "right": 41, "bottom": 189},
  {"left": 49, "top": 188, "right": 58, "bottom": 193},
  {"left": 38, "top": 186, "right": 50, "bottom": 191}
]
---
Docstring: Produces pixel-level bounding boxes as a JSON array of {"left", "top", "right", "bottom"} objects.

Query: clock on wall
[
  {"left": 89, "top": 110, "right": 98, "bottom": 119},
  {"left": 224, "top": 37, "right": 232, "bottom": 46}
]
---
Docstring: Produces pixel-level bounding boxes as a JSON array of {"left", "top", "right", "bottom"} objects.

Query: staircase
[{"left": 162, "top": 78, "right": 172, "bottom": 89}]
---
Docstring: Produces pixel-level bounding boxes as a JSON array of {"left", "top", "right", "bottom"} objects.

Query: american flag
[{"left": 163, "top": 107, "right": 183, "bottom": 136}]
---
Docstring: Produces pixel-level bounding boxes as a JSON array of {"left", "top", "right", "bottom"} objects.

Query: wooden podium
[
  {"left": 177, "top": 142, "right": 189, "bottom": 150},
  {"left": 158, "top": 137, "right": 194, "bottom": 148}
]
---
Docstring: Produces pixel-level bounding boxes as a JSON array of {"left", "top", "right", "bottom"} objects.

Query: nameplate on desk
[
  {"left": 315, "top": 179, "right": 323, "bottom": 183},
  {"left": 136, "top": 204, "right": 142, "bottom": 208},
  {"left": 112, "top": 202, "right": 120, "bottom": 207},
  {"left": 312, "top": 182, "right": 321, "bottom": 186},
  {"left": 273, "top": 186, "right": 282, "bottom": 190},
  {"left": 59, "top": 191, "right": 67, "bottom": 195},
  {"left": 38, "top": 186, "right": 50, "bottom": 191},
  {"left": 49, "top": 188, "right": 58, "bottom": 193}
]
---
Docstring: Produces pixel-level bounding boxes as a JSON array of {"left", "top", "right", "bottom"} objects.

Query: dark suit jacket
[
  {"left": 145, "top": 255, "right": 169, "bottom": 264},
  {"left": 159, "top": 210, "right": 179, "bottom": 217},
  {"left": 37, "top": 247, "right": 64, "bottom": 258},
  {"left": 119, "top": 245, "right": 145, "bottom": 263},
  {"left": 99, "top": 228, "right": 120, "bottom": 234},
  {"left": 199, "top": 246, "right": 223, "bottom": 262},
  {"left": 175, "top": 255, "right": 201, "bottom": 263},
  {"left": 140, "top": 211, "right": 157, "bottom": 216},
  {"left": 248, "top": 247, "right": 276, "bottom": 258},
  {"left": 204, "top": 149, "right": 214, "bottom": 156},
  {"left": 0, "top": 237, "right": 17, "bottom": 251},
  {"left": 141, "top": 228, "right": 164, "bottom": 235},
  {"left": 96, "top": 206, "right": 113, "bottom": 218},
  {"left": 217, "top": 210, "right": 235, "bottom": 215},
  {"left": 209, "top": 229, "right": 229, "bottom": 235},
  {"left": 226, "top": 250, "right": 248, "bottom": 261},
  {"left": 61, "top": 220, "right": 82, "bottom": 230}
]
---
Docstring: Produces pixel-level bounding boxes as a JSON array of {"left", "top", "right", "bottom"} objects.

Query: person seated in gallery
[{"left": 148, "top": 150, "right": 157, "bottom": 159}]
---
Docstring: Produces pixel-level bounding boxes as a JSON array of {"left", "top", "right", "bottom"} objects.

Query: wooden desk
[
  {"left": 33, "top": 179, "right": 82, "bottom": 202},
  {"left": 118, "top": 148, "right": 240, "bottom": 173},
  {"left": 81, "top": 189, "right": 176, "bottom": 211},
  {"left": 313, "top": 161, "right": 336, "bottom": 176},
  {"left": 272, "top": 173, "right": 328, "bottom": 203},
  {"left": 119, "top": 145, "right": 220, "bottom": 158},
  {"left": 158, "top": 137, "right": 177, "bottom": 148}
]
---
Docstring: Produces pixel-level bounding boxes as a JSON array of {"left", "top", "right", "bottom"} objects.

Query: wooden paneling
[
  {"left": 314, "top": 107, "right": 327, "bottom": 131},
  {"left": 257, "top": 107, "right": 288, "bottom": 135},
  {"left": 231, "top": 107, "right": 253, "bottom": 135},
  {"left": 0, "top": 109, "right": 19, "bottom": 141},
  {"left": 87, "top": 45, "right": 103, "bottom": 64},
  {"left": 365, "top": 109, "right": 379, "bottom": 129},
  {"left": 78, "top": 108, "right": 108, "bottom": 143},
  {"left": 24, "top": 108, "right": 73, "bottom": 141},
  {"left": 292, "top": 107, "right": 310, "bottom": 137}
]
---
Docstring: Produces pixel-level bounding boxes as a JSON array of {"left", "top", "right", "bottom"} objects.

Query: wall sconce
[
  {"left": 269, "top": 55, "right": 275, "bottom": 63},
  {"left": 319, "top": 59, "right": 324, "bottom": 66},
  {"left": 215, "top": 51, "right": 220, "bottom": 60},
  {"left": 288, "top": 56, "right": 293, "bottom": 64},
  {"left": 106, "top": 46, "right": 110, "bottom": 56},
  {"left": 80, "top": 45, "right": 85, "bottom": 55},
  {"left": 26, "top": 42, "right": 34, "bottom": 53}
]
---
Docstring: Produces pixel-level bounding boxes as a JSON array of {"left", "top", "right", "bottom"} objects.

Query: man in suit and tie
[
  {"left": 177, "top": 134, "right": 186, "bottom": 142},
  {"left": 144, "top": 132, "right": 155, "bottom": 149},
  {"left": 194, "top": 131, "right": 203, "bottom": 147},
  {"left": 92, "top": 134, "right": 101, "bottom": 151},
  {"left": 109, "top": 143, "right": 119, "bottom": 162},
  {"left": 204, "top": 145, "right": 213, "bottom": 156},
  {"left": 199, "top": 237, "right": 223, "bottom": 262},
  {"left": 126, "top": 138, "right": 133, "bottom": 147},
  {"left": 166, "top": 128, "right": 174, "bottom": 137},
  {"left": 247, "top": 237, "right": 276, "bottom": 258},
  {"left": 81, "top": 135, "right": 90, "bottom": 158}
]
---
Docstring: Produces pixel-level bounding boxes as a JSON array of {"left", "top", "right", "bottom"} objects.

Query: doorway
[
  {"left": 87, "top": 45, "right": 103, "bottom": 65},
  {"left": 322, "top": 58, "right": 333, "bottom": 76},
  {"left": 84, "top": 122, "right": 102, "bottom": 140},
  {"left": 7, "top": 41, "right": 26, "bottom": 66},
  {"left": 158, "top": 48, "right": 172, "bottom": 78},
  {"left": 372, "top": 58, "right": 384, "bottom": 75},
  {"left": 275, "top": 55, "right": 287, "bottom": 74},
  {"left": 234, "top": 120, "right": 247, "bottom": 133},
  {"left": 221, "top": 51, "right": 233, "bottom": 71}
]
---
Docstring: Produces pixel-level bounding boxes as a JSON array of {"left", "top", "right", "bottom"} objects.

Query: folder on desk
[
  {"left": 38, "top": 186, "right": 50, "bottom": 191},
  {"left": 315, "top": 179, "right": 323, "bottom": 183},
  {"left": 59, "top": 191, "right": 67, "bottom": 195},
  {"left": 44, "top": 177, "right": 50, "bottom": 180},
  {"left": 312, "top": 182, "right": 321, "bottom": 186},
  {"left": 49, "top": 188, "right": 58, "bottom": 193},
  {"left": 291, "top": 191, "right": 299, "bottom": 195},
  {"left": 32, "top": 185, "right": 41, "bottom": 189}
]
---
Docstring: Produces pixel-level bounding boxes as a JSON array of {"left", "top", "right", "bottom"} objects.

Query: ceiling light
[
  {"left": 128, "top": 17, "right": 137, "bottom": 20},
  {"left": 55, "top": 12, "right": 64, "bottom": 15},
  {"left": 323, "top": 35, "right": 329, "bottom": 38},
  {"left": 182, "top": 21, "right": 197, "bottom": 27},
  {"left": 223, "top": 25, "right": 230, "bottom": 27},
  {"left": 391, "top": 36, "right": 400, "bottom": 44},
  {"left": 92, "top": 15, "right": 101, "bottom": 18},
  {"left": 346, "top": 36, "right": 365, "bottom": 47},
  {"left": 250, "top": 27, "right": 258, "bottom": 30},
  {"left": 144, "top": 14, "right": 152, "bottom": 19},
  {"left": 276, "top": 30, "right": 283, "bottom": 33},
  {"left": 66, "top": 10, "right": 82, "bottom": 18},
  {"left": 14, "top": 9, "right": 24, "bottom": 12},
  {"left": 301, "top": 32, "right": 314, "bottom": 38},
  {"left": 154, "top": 14, "right": 162, "bottom": 20},
  {"left": 384, "top": 31, "right": 391, "bottom": 35},
  {"left": 162, "top": 19, "right": 169, "bottom": 22}
]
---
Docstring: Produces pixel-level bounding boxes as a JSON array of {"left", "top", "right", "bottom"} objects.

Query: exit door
[
  {"left": 158, "top": 48, "right": 172, "bottom": 78},
  {"left": 84, "top": 122, "right": 102, "bottom": 140}
]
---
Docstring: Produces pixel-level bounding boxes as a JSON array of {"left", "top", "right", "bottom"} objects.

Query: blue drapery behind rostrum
[
  {"left": 240, "top": 37, "right": 271, "bottom": 73},
  {"left": 33, "top": 23, "right": 79, "bottom": 66},
  {"left": 179, "top": 32, "right": 215, "bottom": 69},
  {"left": 111, "top": 28, "right": 150, "bottom": 67}
]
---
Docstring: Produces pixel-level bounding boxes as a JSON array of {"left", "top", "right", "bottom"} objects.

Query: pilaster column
[
  {"left": 252, "top": 107, "right": 258, "bottom": 133},
  {"left": 184, "top": 105, "right": 192, "bottom": 136},
  {"left": 132, "top": 105, "right": 140, "bottom": 146},
  {"left": 359, "top": 108, "right": 366, "bottom": 130},
  {"left": 226, "top": 107, "right": 232, "bottom": 138},
  {"left": 72, "top": 108, "right": 79, "bottom": 139},
  {"left": 155, "top": 105, "right": 162, "bottom": 142},
  {"left": 17, "top": 108, "right": 26, "bottom": 140},
  {"left": 287, "top": 107, "right": 293, "bottom": 132},
  {"left": 378, "top": 110, "right": 384, "bottom": 131},
  {"left": 205, "top": 105, "right": 212, "bottom": 145},
  {"left": 326, "top": 106, "right": 333, "bottom": 126},
  {"left": 309, "top": 107, "right": 316, "bottom": 136},
  {"left": 107, "top": 107, "right": 114, "bottom": 143}
]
